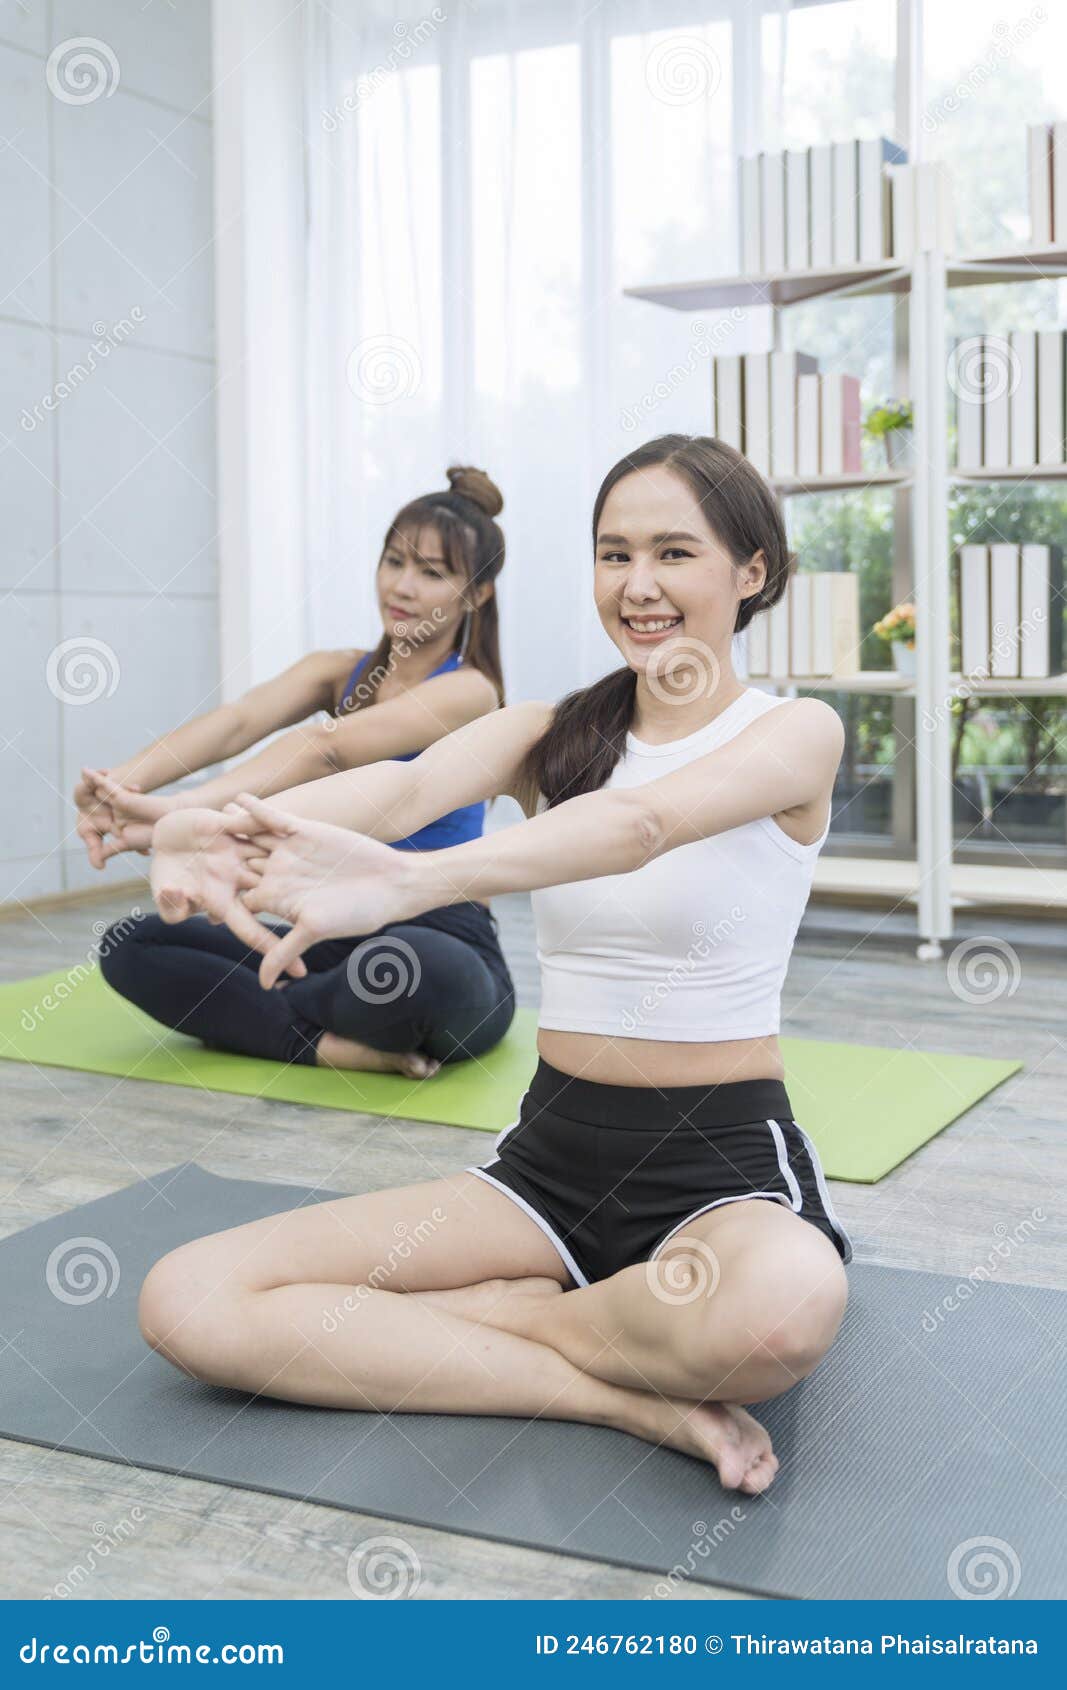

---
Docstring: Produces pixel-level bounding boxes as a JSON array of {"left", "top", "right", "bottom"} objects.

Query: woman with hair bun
[{"left": 83, "top": 466, "right": 515, "bottom": 1079}]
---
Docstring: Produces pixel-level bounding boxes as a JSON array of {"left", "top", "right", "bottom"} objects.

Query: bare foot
[
  {"left": 414, "top": 1276, "right": 566, "bottom": 1322},
  {"left": 638, "top": 1396, "right": 778, "bottom": 1494},
  {"left": 316, "top": 1031, "right": 440, "bottom": 1080}
]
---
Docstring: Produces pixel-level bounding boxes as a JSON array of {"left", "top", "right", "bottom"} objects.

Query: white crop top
[{"left": 531, "top": 686, "right": 830, "bottom": 1042}]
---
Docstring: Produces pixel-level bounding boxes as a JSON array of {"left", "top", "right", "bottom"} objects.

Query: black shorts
[{"left": 467, "top": 1057, "right": 853, "bottom": 1286}]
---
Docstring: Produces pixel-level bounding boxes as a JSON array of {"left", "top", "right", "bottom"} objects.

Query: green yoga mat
[{"left": 0, "top": 968, "right": 1020, "bottom": 1182}]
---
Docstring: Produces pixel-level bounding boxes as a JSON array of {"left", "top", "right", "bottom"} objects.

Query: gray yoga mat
[{"left": 1, "top": 1163, "right": 1063, "bottom": 1601}]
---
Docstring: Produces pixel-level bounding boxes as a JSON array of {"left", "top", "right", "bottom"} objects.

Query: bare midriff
[{"left": 536, "top": 1028, "right": 785, "bottom": 1088}]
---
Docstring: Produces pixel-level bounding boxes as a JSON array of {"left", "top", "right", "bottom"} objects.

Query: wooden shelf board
[
  {"left": 949, "top": 248, "right": 1067, "bottom": 287},
  {"left": 623, "top": 260, "right": 909, "bottom": 313},
  {"left": 773, "top": 471, "right": 910, "bottom": 495},
  {"left": 812, "top": 855, "right": 1067, "bottom": 910},
  {"left": 753, "top": 672, "right": 912, "bottom": 693},
  {"left": 951, "top": 464, "right": 1067, "bottom": 482}
]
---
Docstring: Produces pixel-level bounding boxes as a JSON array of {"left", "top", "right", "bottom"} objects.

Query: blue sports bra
[{"left": 334, "top": 648, "right": 486, "bottom": 852}]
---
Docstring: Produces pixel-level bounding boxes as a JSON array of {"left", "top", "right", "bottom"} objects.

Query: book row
[
  {"left": 711, "top": 354, "right": 861, "bottom": 479},
  {"left": 953, "top": 332, "right": 1067, "bottom": 469},
  {"left": 745, "top": 573, "right": 859, "bottom": 679},
  {"left": 737, "top": 140, "right": 955, "bottom": 273},
  {"left": 1027, "top": 122, "right": 1067, "bottom": 246},
  {"left": 957, "top": 544, "right": 1063, "bottom": 679}
]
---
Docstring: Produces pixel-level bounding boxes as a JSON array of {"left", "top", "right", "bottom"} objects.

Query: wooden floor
[{"left": 1, "top": 884, "right": 1064, "bottom": 1601}]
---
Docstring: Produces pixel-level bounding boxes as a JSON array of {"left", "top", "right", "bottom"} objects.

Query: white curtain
[{"left": 303, "top": 0, "right": 770, "bottom": 712}]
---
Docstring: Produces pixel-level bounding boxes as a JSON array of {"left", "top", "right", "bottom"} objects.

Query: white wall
[{"left": 0, "top": 0, "right": 219, "bottom": 904}]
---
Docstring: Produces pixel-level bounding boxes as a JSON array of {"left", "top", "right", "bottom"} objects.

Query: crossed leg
[{"left": 140, "top": 1174, "right": 847, "bottom": 1495}]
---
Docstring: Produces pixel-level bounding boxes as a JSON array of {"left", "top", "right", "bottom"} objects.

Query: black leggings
[{"left": 98, "top": 902, "right": 516, "bottom": 1068}]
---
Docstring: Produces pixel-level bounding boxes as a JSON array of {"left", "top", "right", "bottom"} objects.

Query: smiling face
[
  {"left": 376, "top": 521, "right": 478, "bottom": 645},
  {"left": 594, "top": 464, "right": 765, "bottom": 670}
]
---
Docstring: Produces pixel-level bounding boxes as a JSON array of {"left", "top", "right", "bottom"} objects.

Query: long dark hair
[
  {"left": 516, "top": 434, "right": 791, "bottom": 813},
  {"left": 341, "top": 465, "right": 506, "bottom": 713}
]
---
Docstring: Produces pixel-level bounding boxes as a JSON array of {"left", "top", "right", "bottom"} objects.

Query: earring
[{"left": 458, "top": 608, "right": 473, "bottom": 662}]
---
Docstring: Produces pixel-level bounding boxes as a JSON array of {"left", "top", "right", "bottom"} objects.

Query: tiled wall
[{"left": 1, "top": 0, "right": 219, "bottom": 904}]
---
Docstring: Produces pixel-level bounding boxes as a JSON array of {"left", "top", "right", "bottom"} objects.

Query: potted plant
[
  {"left": 872, "top": 601, "right": 917, "bottom": 675},
  {"left": 864, "top": 399, "right": 914, "bottom": 470}
]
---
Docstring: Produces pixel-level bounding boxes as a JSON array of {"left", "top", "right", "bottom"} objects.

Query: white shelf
[
  {"left": 754, "top": 672, "right": 912, "bottom": 693},
  {"left": 949, "top": 673, "right": 1067, "bottom": 697},
  {"left": 948, "top": 246, "right": 1067, "bottom": 287},
  {"left": 813, "top": 856, "right": 1067, "bottom": 912},
  {"left": 951, "top": 464, "right": 1067, "bottom": 482},
  {"left": 773, "top": 471, "right": 910, "bottom": 495},
  {"left": 623, "top": 259, "right": 909, "bottom": 313}
]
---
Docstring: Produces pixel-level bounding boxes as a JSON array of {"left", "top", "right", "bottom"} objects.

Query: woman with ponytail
[
  {"left": 133, "top": 435, "right": 851, "bottom": 1495},
  {"left": 83, "top": 467, "right": 514, "bottom": 1079}
]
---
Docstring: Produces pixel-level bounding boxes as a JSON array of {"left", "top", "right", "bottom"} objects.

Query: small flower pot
[
  {"left": 891, "top": 640, "right": 916, "bottom": 677},
  {"left": 883, "top": 428, "right": 914, "bottom": 471}
]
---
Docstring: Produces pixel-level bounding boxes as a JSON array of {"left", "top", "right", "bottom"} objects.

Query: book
[
  {"left": 769, "top": 350, "right": 819, "bottom": 477},
  {"left": 1054, "top": 123, "right": 1067, "bottom": 244},
  {"left": 810, "top": 573, "right": 860, "bottom": 676},
  {"left": 785, "top": 149, "right": 810, "bottom": 270},
  {"left": 989, "top": 542, "right": 1021, "bottom": 678},
  {"left": 1028, "top": 122, "right": 1053, "bottom": 245},
  {"left": 982, "top": 338, "right": 1010, "bottom": 467},
  {"left": 714, "top": 356, "right": 743, "bottom": 450},
  {"left": 831, "top": 139, "right": 858, "bottom": 265},
  {"left": 746, "top": 613, "right": 770, "bottom": 676},
  {"left": 914, "top": 160, "right": 954, "bottom": 251},
  {"left": 738, "top": 154, "right": 761, "bottom": 273},
  {"left": 887, "top": 163, "right": 914, "bottom": 261},
  {"left": 857, "top": 138, "right": 906, "bottom": 262},
  {"left": 953, "top": 337, "right": 984, "bottom": 470},
  {"left": 796, "top": 372, "right": 821, "bottom": 477},
  {"left": 743, "top": 352, "right": 771, "bottom": 474},
  {"left": 1008, "top": 330, "right": 1037, "bottom": 466},
  {"left": 789, "top": 573, "right": 813, "bottom": 674},
  {"left": 808, "top": 143, "right": 833, "bottom": 268},
  {"left": 959, "top": 545, "right": 991, "bottom": 677},
  {"left": 1037, "top": 329, "right": 1065, "bottom": 464},
  {"left": 760, "top": 151, "right": 785, "bottom": 274},
  {"left": 819, "top": 373, "right": 862, "bottom": 475},
  {"left": 769, "top": 591, "right": 791, "bottom": 675},
  {"left": 1019, "top": 544, "right": 1064, "bottom": 677}
]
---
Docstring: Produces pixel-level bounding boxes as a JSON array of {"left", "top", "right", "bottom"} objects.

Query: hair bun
[{"left": 446, "top": 464, "right": 504, "bottom": 518}]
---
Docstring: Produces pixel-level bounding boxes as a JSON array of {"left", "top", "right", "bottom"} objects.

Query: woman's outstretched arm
[{"left": 229, "top": 698, "right": 841, "bottom": 985}]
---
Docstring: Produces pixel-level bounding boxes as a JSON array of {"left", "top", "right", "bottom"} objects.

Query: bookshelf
[{"left": 625, "top": 237, "right": 1067, "bottom": 957}]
